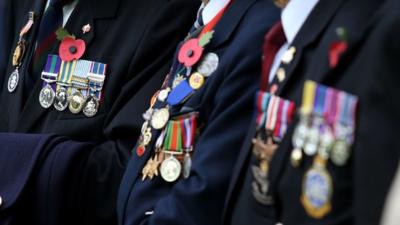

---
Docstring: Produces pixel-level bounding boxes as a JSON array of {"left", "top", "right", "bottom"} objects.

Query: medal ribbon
[
  {"left": 301, "top": 81, "right": 317, "bottom": 116},
  {"left": 273, "top": 99, "right": 284, "bottom": 138},
  {"left": 255, "top": 91, "right": 271, "bottom": 129},
  {"left": 72, "top": 59, "right": 92, "bottom": 97},
  {"left": 88, "top": 62, "right": 107, "bottom": 100},
  {"left": 57, "top": 60, "right": 77, "bottom": 93},
  {"left": 163, "top": 120, "right": 183, "bottom": 153},
  {"left": 41, "top": 55, "right": 61, "bottom": 90}
]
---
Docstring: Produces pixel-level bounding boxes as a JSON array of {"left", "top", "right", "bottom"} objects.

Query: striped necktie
[{"left": 31, "top": 0, "right": 73, "bottom": 84}]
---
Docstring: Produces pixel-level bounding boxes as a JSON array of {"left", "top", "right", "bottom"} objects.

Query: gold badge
[
  {"left": 69, "top": 91, "right": 86, "bottom": 114},
  {"left": 189, "top": 72, "right": 205, "bottom": 90},
  {"left": 301, "top": 156, "right": 332, "bottom": 219}
]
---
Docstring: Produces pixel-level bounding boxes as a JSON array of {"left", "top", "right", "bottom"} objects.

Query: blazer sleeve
[{"left": 0, "top": 0, "right": 199, "bottom": 224}]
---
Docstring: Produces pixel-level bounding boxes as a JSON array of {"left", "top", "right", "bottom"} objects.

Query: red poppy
[
  {"left": 178, "top": 38, "right": 203, "bottom": 67},
  {"left": 136, "top": 145, "right": 145, "bottom": 157},
  {"left": 329, "top": 41, "right": 348, "bottom": 68},
  {"left": 59, "top": 37, "right": 86, "bottom": 61}
]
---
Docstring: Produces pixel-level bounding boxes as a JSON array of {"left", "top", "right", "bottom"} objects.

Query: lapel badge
[
  {"left": 276, "top": 68, "right": 286, "bottom": 82},
  {"left": 281, "top": 46, "right": 296, "bottom": 64},
  {"left": 329, "top": 27, "right": 348, "bottom": 69},
  {"left": 82, "top": 24, "right": 91, "bottom": 34}
]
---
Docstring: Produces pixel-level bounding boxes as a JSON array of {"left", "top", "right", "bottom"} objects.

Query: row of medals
[
  {"left": 141, "top": 52, "right": 219, "bottom": 183},
  {"left": 39, "top": 82, "right": 100, "bottom": 117}
]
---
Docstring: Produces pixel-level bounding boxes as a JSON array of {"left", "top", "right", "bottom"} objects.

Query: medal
[
  {"left": 39, "top": 55, "right": 62, "bottom": 108},
  {"left": 151, "top": 108, "right": 170, "bottom": 130},
  {"left": 7, "top": 69, "right": 20, "bottom": 93},
  {"left": 82, "top": 62, "right": 107, "bottom": 117},
  {"left": 301, "top": 155, "right": 333, "bottom": 219},
  {"left": 83, "top": 96, "right": 99, "bottom": 117},
  {"left": 69, "top": 91, "right": 86, "bottom": 113},
  {"left": 160, "top": 155, "right": 182, "bottom": 182},
  {"left": 8, "top": 12, "right": 35, "bottom": 93},
  {"left": 196, "top": 52, "right": 219, "bottom": 77},
  {"left": 281, "top": 46, "right": 296, "bottom": 64},
  {"left": 183, "top": 152, "right": 192, "bottom": 179},
  {"left": 69, "top": 59, "right": 92, "bottom": 113},
  {"left": 157, "top": 88, "right": 171, "bottom": 102},
  {"left": 54, "top": 87, "right": 69, "bottom": 111},
  {"left": 39, "top": 85, "right": 56, "bottom": 108},
  {"left": 142, "top": 155, "right": 161, "bottom": 181}
]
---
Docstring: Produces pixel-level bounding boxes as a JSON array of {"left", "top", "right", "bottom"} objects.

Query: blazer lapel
[
  {"left": 272, "top": 0, "right": 347, "bottom": 96},
  {"left": 16, "top": 0, "right": 120, "bottom": 132},
  {"left": 208, "top": 0, "right": 258, "bottom": 50}
]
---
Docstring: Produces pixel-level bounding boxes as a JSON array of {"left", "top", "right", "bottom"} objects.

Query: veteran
[
  {"left": 0, "top": 0, "right": 199, "bottom": 224},
  {"left": 116, "top": 0, "right": 280, "bottom": 224},
  {"left": 222, "top": 0, "right": 391, "bottom": 224}
]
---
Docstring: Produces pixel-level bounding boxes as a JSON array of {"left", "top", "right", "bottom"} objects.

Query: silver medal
[
  {"left": 54, "top": 87, "right": 69, "bottom": 111},
  {"left": 83, "top": 96, "right": 99, "bottom": 117},
  {"left": 160, "top": 155, "right": 182, "bottom": 182},
  {"left": 331, "top": 139, "right": 350, "bottom": 166},
  {"left": 318, "top": 124, "right": 335, "bottom": 160},
  {"left": 183, "top": 153, "right": 192, "bottom": 179},
  {"left": 8, "top": 69, "right": 19, "bottom": 93},
  {"left": 39, "top": 84, "right": 56, "bottom": 108},
  {"left": 197, "top": 53, "right": 219, "bottom": 77}
]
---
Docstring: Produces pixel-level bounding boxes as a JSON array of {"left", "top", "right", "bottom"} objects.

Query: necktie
[
  {"left": 31, "top": 0, "right": 73, "bottom": 84},
  {"left": 260, "top": 21, "right": 286, "bottom": 93}
]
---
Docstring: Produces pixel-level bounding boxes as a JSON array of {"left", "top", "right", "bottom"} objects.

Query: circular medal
[
  {"left": 197, "top": 52, "right": 219, "bottom": 77},
  {"left": 83, "top": 96, "right": 99, "bottom": 117},
  {"left": 183, "top": 153, "right": 192, "bottom": 179},
  {"left": 39, "top": 84, "right": 56, "bottom": 108},
  {"left": 330, "top": 139, "right": 350, "bottom": 166},
  {"left": 150, "top": 108, "right": 170, "bottom": 130},
  {"left": 304, "top": 126, "right": 319, "bottom": 156},
  {"left": 318, "top": 125, "right": 335, "bottom": 160},
  {"left": 301, "top": 160, "right": 333, "bottom": 219},
  {"left": 54, "top": 87, "right": 69, "bottom": 111},
  {"left": 8, "top": 69, "right": 19, "bottom": 93},
  {"left": 189, "top": 72, "right": 205, "bottom": 90},
  {"left": 69, "top": 91, "right": 86, "bottom": 114},
  {"left": 160, "top": 156, "right": 182, "bottom": 182},
  {"left": 157, "top": 88, "right": 171, "bottom": 102}
]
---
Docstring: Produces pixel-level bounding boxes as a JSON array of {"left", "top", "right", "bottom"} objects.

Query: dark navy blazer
[{"left": 117, "top": 0, "right": 280, "bottom": 225}]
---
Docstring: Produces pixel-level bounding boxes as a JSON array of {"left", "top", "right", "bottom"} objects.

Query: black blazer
[
  {"left": 117, "top": 0, "right": 280, "bottom": 224},
  {"left": 223, "top": 0, "right": 388, "bottom": 224},
  {"left": 0, "top": 0, "right": 199, "bottom": 224},
  {"left": 0, "top": 0, "right": 14, "bottom": 89}
]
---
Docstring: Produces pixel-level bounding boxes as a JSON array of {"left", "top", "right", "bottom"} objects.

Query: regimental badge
[
  {"left": 251, "top": 91, "right": 296, "bottom": 204},
  {"left": 301, "top": 155, "right": 333, "bottom": 219},
  {"left": 294, "top": 80, "right": 358, "bottom": 219}
]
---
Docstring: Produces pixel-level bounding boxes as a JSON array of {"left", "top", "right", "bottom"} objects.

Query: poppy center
[
  {"left": 69, "top": 46, "right": 78, "bottom": 54},
  {"left": 186, "top": 50, "right": 194, "bottom": 57}
]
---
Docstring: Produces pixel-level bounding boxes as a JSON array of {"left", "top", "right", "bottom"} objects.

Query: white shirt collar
[
  {"left": 201, "top": 0, "right": 230, "bottom": 25},
  {"left": 45, "top": 0, "right": 79, "bottom": 27},
  {"left": 281, "top": 0, "right": 319, "bottom": 44}
]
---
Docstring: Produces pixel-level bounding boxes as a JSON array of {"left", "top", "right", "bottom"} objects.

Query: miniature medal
[
  {"left": 8, "top": 70, "right": 20, "bottom": 93},
  {"left": 160, "top": 155, "right": 182, "bottom": 182}
]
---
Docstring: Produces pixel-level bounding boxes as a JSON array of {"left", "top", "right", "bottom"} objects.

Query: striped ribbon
[
  {"left": 57, "top": 60, "right": 76, "bottom": 93},
  {"left": 41, "top": 54, "right": 61, "bottom": 90},
  {"left": 88, "top": 62, "right": 107, "bottom": 100}
]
